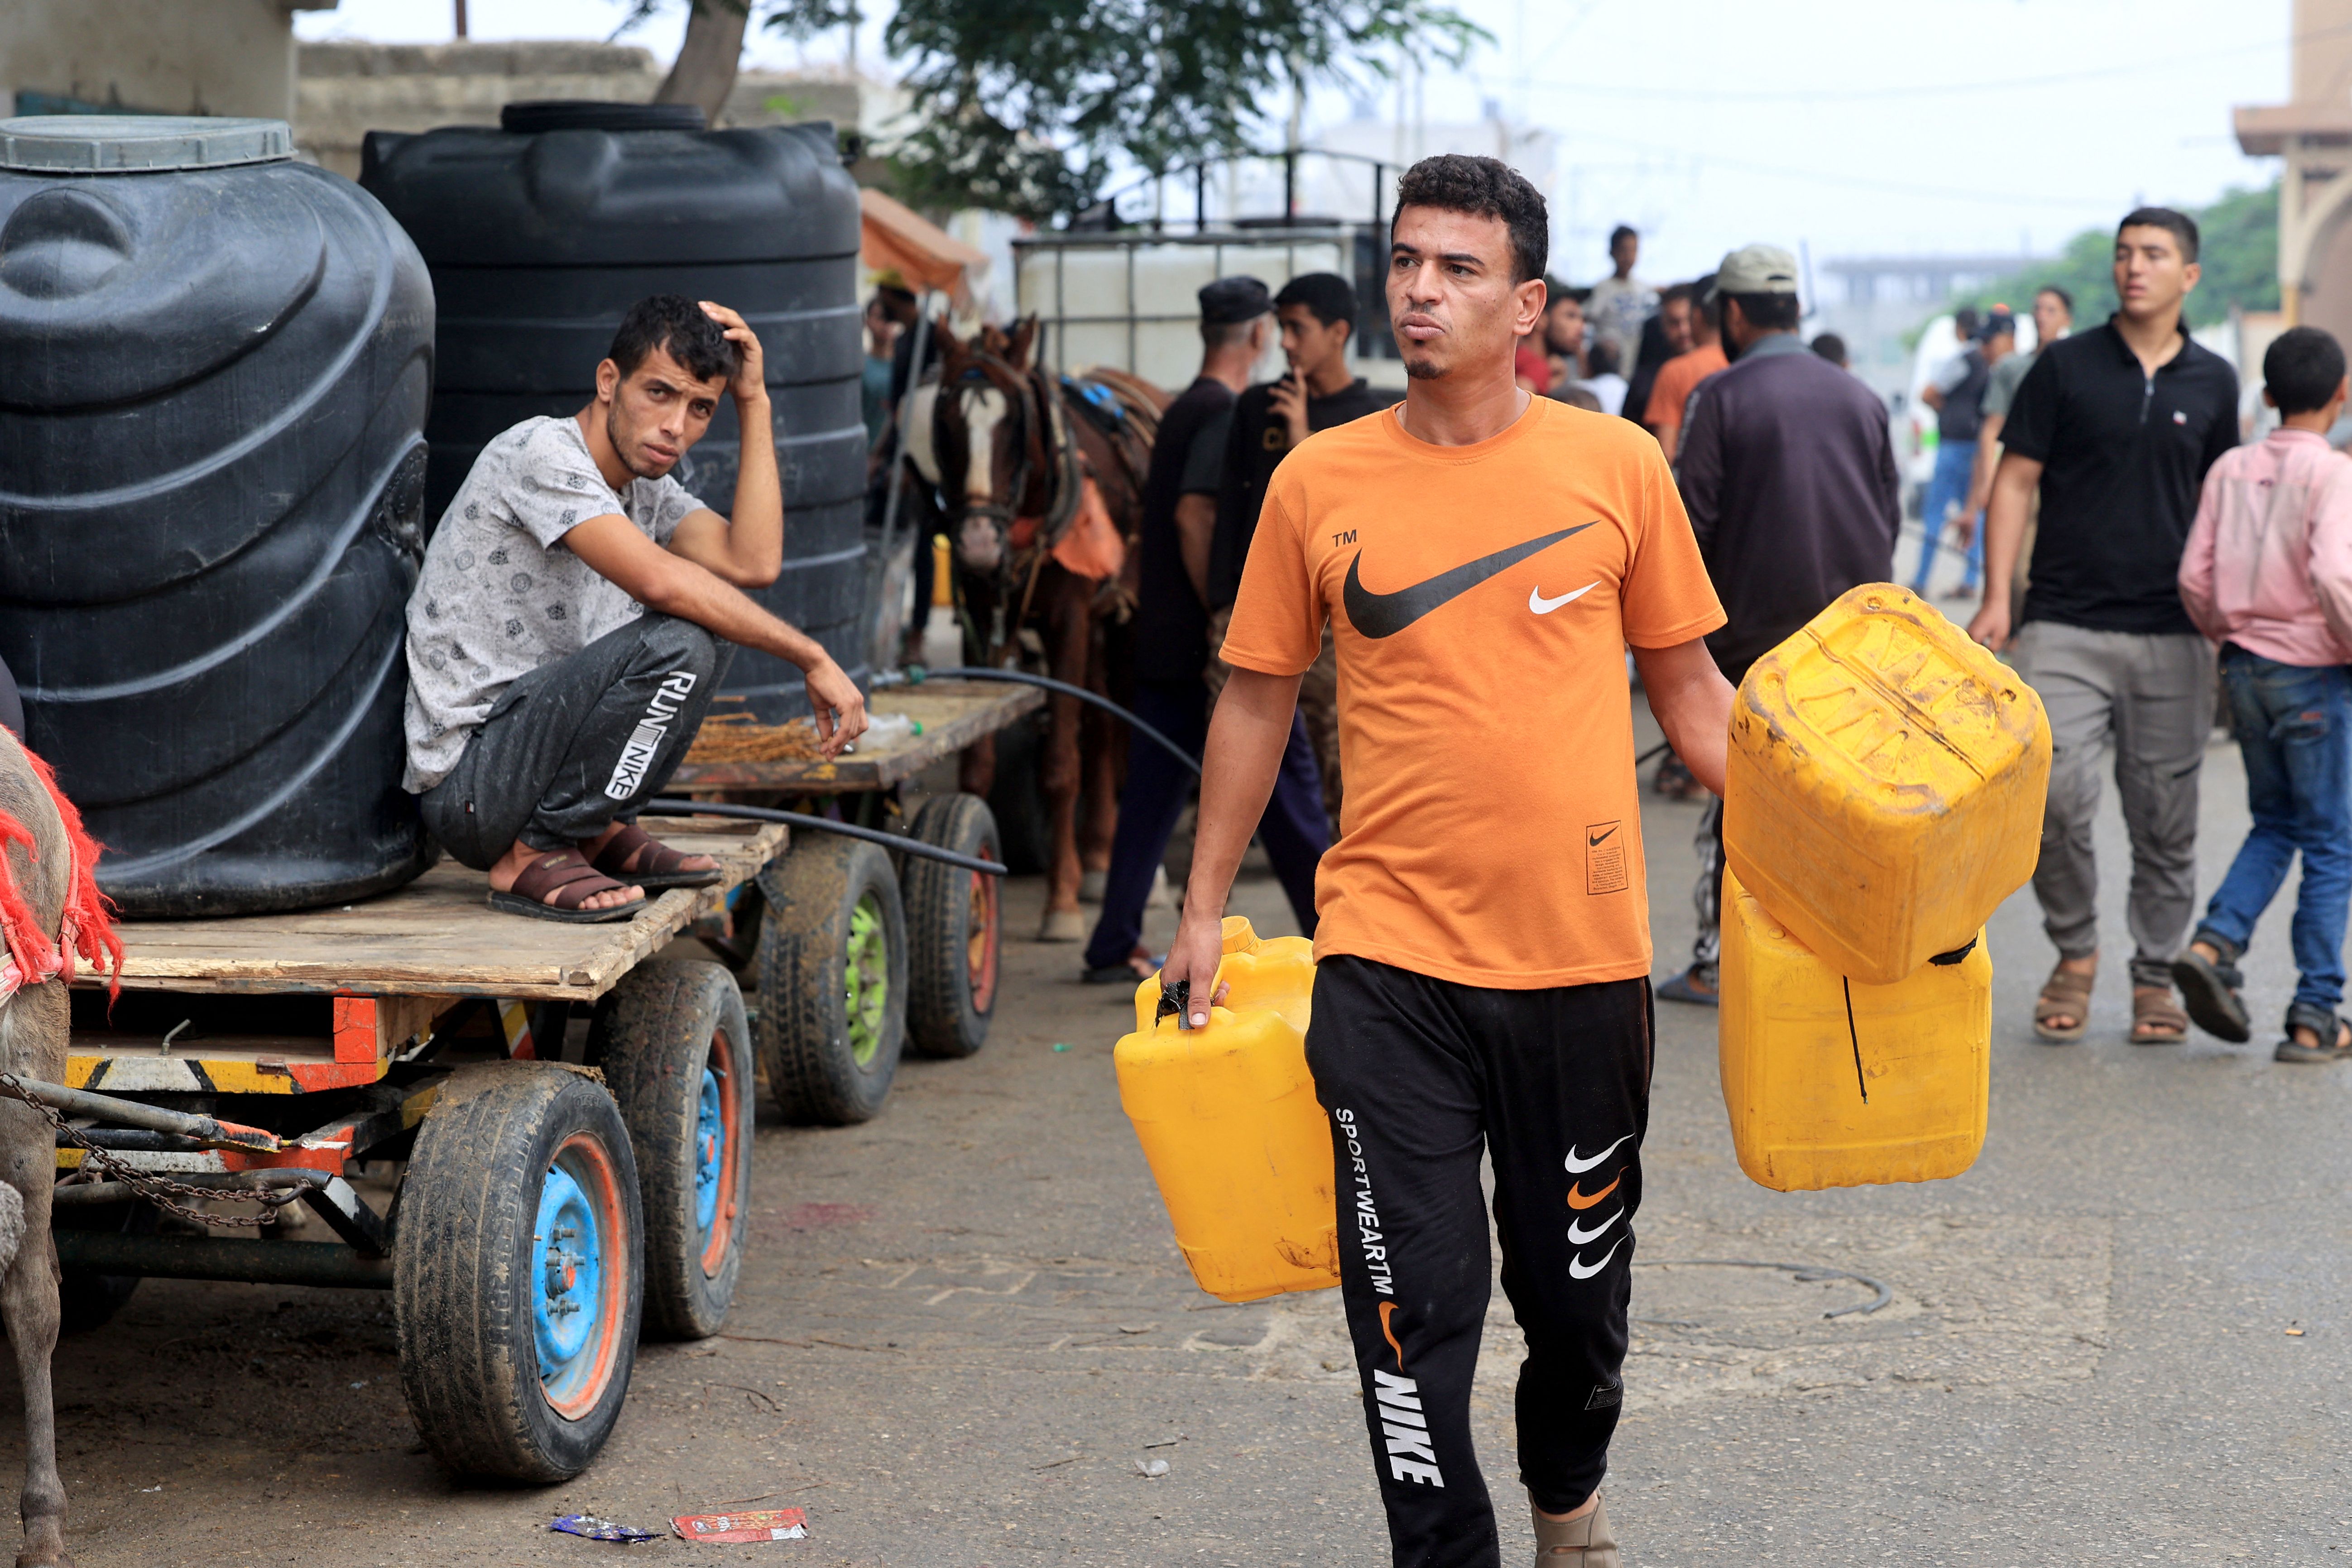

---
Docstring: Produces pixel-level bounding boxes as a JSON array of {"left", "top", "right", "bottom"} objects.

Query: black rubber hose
[
  {"left": 638, "top": 799, "right": 1009, "bottom": 877},
  {"left": 911, "top": 666, "right": 1202, "bottom": 776}
]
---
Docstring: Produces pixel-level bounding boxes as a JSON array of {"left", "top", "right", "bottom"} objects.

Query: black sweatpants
[
  {"left": 1306, "top": 956, "right": 1652, "bottom": 1568},
  {"left": 420, "top": 614, "right": 732, "bottom": 870}
]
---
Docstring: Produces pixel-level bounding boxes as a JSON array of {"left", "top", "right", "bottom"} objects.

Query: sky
[{"left": 300, "top": 0, "right": 2291, "bottom": 285}]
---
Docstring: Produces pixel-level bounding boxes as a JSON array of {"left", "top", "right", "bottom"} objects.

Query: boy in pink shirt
[{"left": 2174, "top": 326, "right": 2352, "bottom": 1060}]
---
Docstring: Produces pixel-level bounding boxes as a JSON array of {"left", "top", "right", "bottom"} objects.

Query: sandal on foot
[
  {"left": 1532, "top": 1496, "right": 1620, "bottom": 1566},
  {"left": 2275, "top": 1003, "right": 2352, "bottom": 1063},
  {"left": 588, "top": 821, "right": 723, "bottom": 890},
  {"left": 2170, "top": 941, "right": 2250, "bottom": 1043},
  {"left": 2034, "top": 963, "right": 2094, "bottom": 1044},
  {"left": 1656, "top": 964, "right": 1719, "bottom": 1007},
  {"left": 2130, "top": 984, "right": 2189, "bottom": 1045},
  {"left": 488, "top": 847, "right": 646, "bottom": 924}
]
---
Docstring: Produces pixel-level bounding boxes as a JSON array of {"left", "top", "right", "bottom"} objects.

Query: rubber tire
[
  {"left": 590, "top": 959, "right": 753, "bottom": 1340},
  {"left": 986, "top": 711, "right": 1051, "bottom": 876},
  {"left": 395, "top": 1065, "right": 644, "bottom": 1482},
  {"left": 903, "top": 793, "right": 1001, "bottom": 1060},
  {"left": 756, "top": 835, "right": 907, "bottom": 1125},
  {"left": 55, "top": 1199, "right": 156, "bottom": 1333}
]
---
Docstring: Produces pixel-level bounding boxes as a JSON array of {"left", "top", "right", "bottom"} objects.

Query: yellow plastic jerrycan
[
  {"left": 1719, "top": 867, "right": 1990, "bottom": 1191},
  {"left": 1114, "top": 916, "right": 1338, "bottom": 1303},
  {"left": 1725, "top": 584, "right": 2050, "bottom": 986}
]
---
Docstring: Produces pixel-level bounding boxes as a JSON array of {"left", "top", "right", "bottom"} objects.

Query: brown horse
[{"left": 901, "top": 318, "right": 1161, "bottom": 940}]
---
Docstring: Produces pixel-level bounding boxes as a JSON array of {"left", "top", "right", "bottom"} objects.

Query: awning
[{"left": 859, "top": 187, "right": 989, "bottom": 307}]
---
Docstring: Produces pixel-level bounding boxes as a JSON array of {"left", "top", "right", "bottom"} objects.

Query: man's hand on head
[
  {"left": 802, "top": 658, "right": 869, "bottom": 758},
  {"left": 700, "top": 301, "right": 767, "bottom": 406}
]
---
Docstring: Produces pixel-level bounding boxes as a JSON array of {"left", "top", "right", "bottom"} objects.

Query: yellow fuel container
[
  {"left": 1719, "top": 867, "right": 1990, "bottom": 1191},
  {"left": 1725, "top": 584, "right": 2050, "bottom": 986},
  {"left": 1114, "top": 916, "right": 1338, "bottom": 1302}
]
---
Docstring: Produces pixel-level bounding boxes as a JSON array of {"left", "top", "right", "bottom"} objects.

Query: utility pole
[
  {"left": 846, "top": 0, "right": 860, "bottom": 75},
  {"left": 454, "top": 0, "right": 468, "bottom": 39}
]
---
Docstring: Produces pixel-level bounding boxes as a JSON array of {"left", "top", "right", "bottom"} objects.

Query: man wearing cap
[
  {"left": 1656, "top": 245, "right": 1902, "bottom": 1006},
  {"left": 1080, "top": 277, "right": 1330, "bottom": 983},
  {"left": 1202, "top": 272, "right": 1399, "bottom": 829},
  {"left": 1913, "top": 308, "right": 2014, "bottom": 599}
]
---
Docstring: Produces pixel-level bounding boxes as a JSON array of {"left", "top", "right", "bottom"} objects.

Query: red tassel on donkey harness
[{"left": 0, "top": 745, "right": 120, "bottom": 1004}]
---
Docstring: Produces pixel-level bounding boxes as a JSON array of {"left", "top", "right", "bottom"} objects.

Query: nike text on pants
[
  {"left": 1081, "top": 677, "right": 1325, "bottom": 971},
  {"left": 1308, "top": 956, "right": 1651, "bottom": 1568},
  {"left": 420, "top": 613, "right": 732, "bottom": 870}
]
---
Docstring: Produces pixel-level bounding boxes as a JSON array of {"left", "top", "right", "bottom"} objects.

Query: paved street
[{"left": 27, "top": 699, "right": 2352, "bottom": 1566}]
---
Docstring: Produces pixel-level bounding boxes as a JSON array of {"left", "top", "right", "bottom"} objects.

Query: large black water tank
[
  {"left": 0, "top": 116, "right": 434, "bottom": 917},
  {"left": 360, "top": 104, "right": 869, "bottom": 718}
]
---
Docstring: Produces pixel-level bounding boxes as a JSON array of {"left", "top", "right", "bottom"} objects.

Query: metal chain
[{"left": 0, "top": 1072, "right": 313, "bottom": 1230}]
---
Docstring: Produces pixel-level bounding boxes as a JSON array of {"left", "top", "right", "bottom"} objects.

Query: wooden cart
[
  {"left": 49, "top": 680, "right": 1042, "bottom": 1482},
  {"left": 670, "top": 676, "right": 1042, "bottom": 1123}
]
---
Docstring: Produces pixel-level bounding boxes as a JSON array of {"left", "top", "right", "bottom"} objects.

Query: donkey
[
  {"left": 903, "top": 318, "right": 1161, "bottom": 940},
  {"left": 0, "top": 728, "right": 123, "bottom": 1568}
]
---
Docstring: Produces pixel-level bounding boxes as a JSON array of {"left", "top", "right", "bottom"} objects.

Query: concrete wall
[
  {"left": 2295, "top": 0, "right": 2352, "bottom": 106},
  {"left": 295, "top": 41, "right": 883, "bottom": 180},
  {"left": 0, "top": 0, "right": 323, "bottom": 123},
  {"left": 296, "top": 40, "right": 662, "bottom": 177}
]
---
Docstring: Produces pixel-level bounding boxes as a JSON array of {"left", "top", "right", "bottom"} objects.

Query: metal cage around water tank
[
  {"left": 0, "top": 115, "right": 435, "bottom": 917},
  {"left": 360, "top": 103, "right": 870, "bottom": 719}
]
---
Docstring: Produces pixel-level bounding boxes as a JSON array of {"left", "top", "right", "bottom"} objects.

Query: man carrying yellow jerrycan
[{"left": 1118, "top": 156, "right": 2054, "bottom": 1568}]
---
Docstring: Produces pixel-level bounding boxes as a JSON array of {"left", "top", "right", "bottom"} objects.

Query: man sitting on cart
[{"left": 402, "top": 294, "right": 868, "bottom": 922}]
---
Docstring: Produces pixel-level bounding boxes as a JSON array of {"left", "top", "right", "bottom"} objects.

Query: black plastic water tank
[
  {"left": 360, "top": 103, "right": 869, "bottom": 719},
  {"left": 0, "top": 116, "right": 434, "bottom": 917}
]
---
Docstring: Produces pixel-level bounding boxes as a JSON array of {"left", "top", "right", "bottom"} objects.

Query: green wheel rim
[{"left": 845, "top": 892, "right": 890, "bottom": 1067}]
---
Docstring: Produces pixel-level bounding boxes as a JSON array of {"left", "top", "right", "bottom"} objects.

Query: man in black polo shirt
[
  {"left": 1202, "top": 272, "right": 1396, "bottom": 826},
  {"left": 1080, "top": 277, "right": 1329, "bottom": 982},
  {"left": 1968, "top": 207, "right": 2240, "bottom": 1046}
]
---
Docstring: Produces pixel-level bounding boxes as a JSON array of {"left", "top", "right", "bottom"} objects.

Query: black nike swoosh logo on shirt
[
  {"left": 1589, "top": 825, "right": 1618, "bottom": 846},
  {"left": 1342, "top": 523, "right": 1597, "bottom": 639}
]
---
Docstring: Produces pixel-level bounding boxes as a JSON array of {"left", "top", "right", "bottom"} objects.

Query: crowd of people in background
[{"left": 860, "top": 200, "right": 2352, "bottom": 1065}]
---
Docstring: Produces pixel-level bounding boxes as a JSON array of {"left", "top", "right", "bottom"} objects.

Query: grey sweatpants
[
  {"left": 2012, "top": 621, "right": 2213, "bottom": 988},
  {"left": 420, "top": 614, "right": 732, "bottom": 871}
]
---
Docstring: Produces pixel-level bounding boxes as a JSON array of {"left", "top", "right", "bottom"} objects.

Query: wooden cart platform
[
  {"left": 77, "top": 815, "right": 784, "bottom": 1004},
  {"left": 666, "top": 678, "right": 1042, "bottom": 794}
]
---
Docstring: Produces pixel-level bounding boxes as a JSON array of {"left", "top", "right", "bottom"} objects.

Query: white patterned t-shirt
[{"left": 402, "top": 415, "right": 704, "bottom": 791}]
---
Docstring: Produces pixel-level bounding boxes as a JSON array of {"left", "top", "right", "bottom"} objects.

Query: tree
[
  {"left": 1957, "top": 182, "right": 2280, "bottom": 332},
  {"left": 650, "top": 0, "right": 754, "bottom": 125},
  {"left": 759, "top": 0, "right": 1483, "bottom": 219}
]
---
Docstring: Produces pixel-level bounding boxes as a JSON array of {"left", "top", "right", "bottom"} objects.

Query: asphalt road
[{"left": 22, "top": 701, "right": 2352, "bottom": 1566}]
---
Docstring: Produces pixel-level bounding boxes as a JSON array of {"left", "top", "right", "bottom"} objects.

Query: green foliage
[
  {"left": 1955, "top": 182, "right": 2280, "bottom": 331},
  {"left": 760, "top": 0, "right": 1486, "bottom": 220}
]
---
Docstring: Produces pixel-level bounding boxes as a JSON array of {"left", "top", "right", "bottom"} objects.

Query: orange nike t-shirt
[{"left": 1221, "top": 395, "right": 1725, "bottom": 989}]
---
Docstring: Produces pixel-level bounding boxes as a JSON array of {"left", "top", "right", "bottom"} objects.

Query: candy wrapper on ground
[
  {"left": 672, "top": 1507, "right": 809, "bottom": 1542},
  {"left": 549, "top": 1514, "right": 661, "bottom": 1542}
]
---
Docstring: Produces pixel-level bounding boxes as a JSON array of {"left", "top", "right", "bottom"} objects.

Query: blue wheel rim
[
  {"left": 533, "top": 1158, "right": 605, "bottom": 1404},
  {"left": 694, "top": 1065, "right": 724, "bottom": 1234}
]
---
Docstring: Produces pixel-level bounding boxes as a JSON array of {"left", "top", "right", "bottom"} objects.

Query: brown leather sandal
[
  {"left": 589, "top": 821, "right": 722, "bottom": 890},
  {"left": 1532, "top": 1496, "right": 1620, "bottom": 1565},
  {"left": 2035, "top": 963, "right": 2094, "bottom": 1044},
  {"left": 488, "top": 847, "right": 646, "bottom": 924},
  {"left": 2130, "top": 984, "right": 2189, "bottom": 1045}
]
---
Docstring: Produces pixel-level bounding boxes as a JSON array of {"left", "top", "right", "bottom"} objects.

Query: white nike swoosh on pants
[
  {"left": 1530, "top": 582, "right": 1598, "bottom": 614},
  {"left": 1567, "top": 1210, "right": 1620, "bottom": 1246},
  {"left": 1564, "top": 1135, "right": 1632, "bottom": 1174},
  {"left": 1569, "top": 1240, "right": 1624, "bottom": 1279}
]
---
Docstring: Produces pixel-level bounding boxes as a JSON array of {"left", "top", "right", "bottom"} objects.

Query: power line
[{"left": 1554, "top": 127, "right": 2143, "bottom": 211}]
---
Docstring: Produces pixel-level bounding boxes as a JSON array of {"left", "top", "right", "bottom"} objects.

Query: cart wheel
[
  {"left": 591, "top": 959, "right": 753, "bottom": 1340},
  {"left": 396, "top": 1065, "right": 643, "bottom": 1482},
  {"left": 756, "top": 835, "right": 907, "bottom": 1124},
  {"left": 55, "top": 1198, "right": 156, "bottom": 1333},
  {"left": 987, "top": 711, "right": 1051, "bottom": 875},
  {"left": 903, "top": 793, "right": 1000, "bottom": 1060}
]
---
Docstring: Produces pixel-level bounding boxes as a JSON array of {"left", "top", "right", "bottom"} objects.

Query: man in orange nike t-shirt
[{"left": 1161, "top": 155, "right": 1734, "bottom": 1568}]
